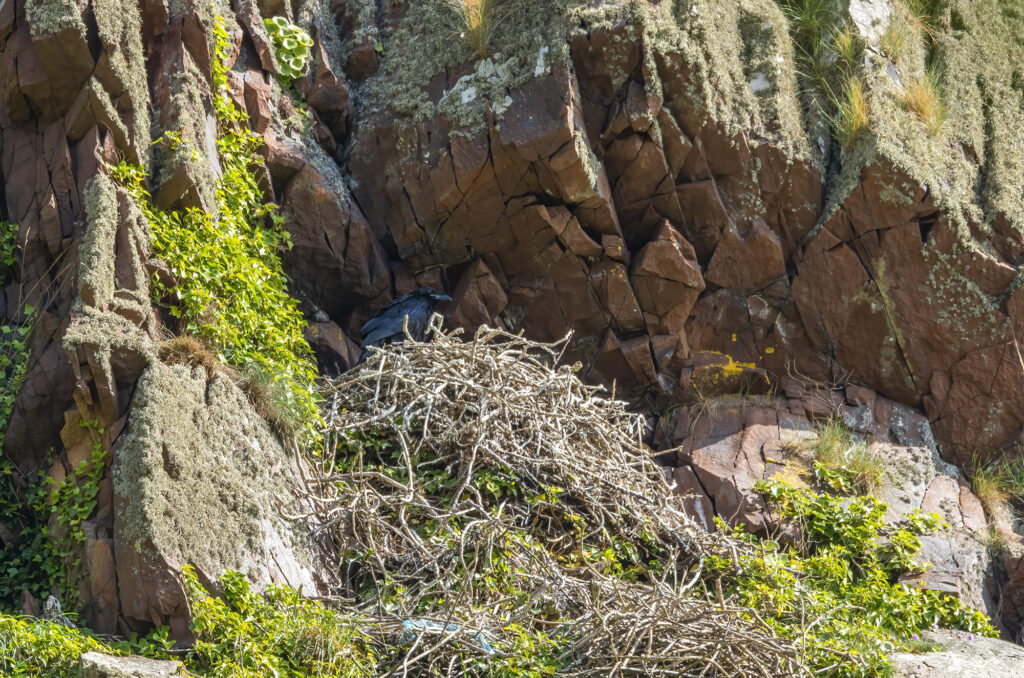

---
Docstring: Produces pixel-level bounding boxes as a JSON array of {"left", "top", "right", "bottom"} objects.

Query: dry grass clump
[
  {"left": 451, "top": 0, "right": 498, "bottom": 58},
  {"left": 902, "top": 68, "right": 947, "bottom": 136},
  {"left": 833, "top": 76, "right": 870, "bottom": 149},
  {"left": 295, "top": 318, "right": 805, "bottom": 676}
]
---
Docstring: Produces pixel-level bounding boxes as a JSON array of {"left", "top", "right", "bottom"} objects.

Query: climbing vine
[
  {"left": 0, "top": 221, "right": 31, "bottom": 436},
  {"left": 0, "top": 420, "right": 106, "bottom": 611},
  {"left": 113, "top": 17, "right": 320, "bottom": 443}
]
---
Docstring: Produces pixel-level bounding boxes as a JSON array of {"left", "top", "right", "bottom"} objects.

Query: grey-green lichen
[
  {"left": 827, "top": 0, "right": 1024, "bottom": 241},
  {"left": 78, "top": 176, "right": 120, "bottom": 310},
  {"left": 155, "top": 58, "right": 221, "bottom": 212},
  {"left": 358, "top": 0, "right": 812, "bottom": 165},
  {"left": 114, "top": 363, "right": 314, "bottom": 583},
  {"left": 93, "top": 0, "right": 152, "bottom": 152},
  {"left": 25, "top": 0, "right": 86, "bottom": 35}
]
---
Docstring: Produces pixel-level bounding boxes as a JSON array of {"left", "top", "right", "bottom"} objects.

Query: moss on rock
[
  {"left": 358, "top": 0, "right": 811, "bottom": 162},
  {"left": 25, "top": 0, "right": 86, "bottom": 35},
  {"left": 92, "top": 0, "right": 151, "bottom": 152},
  {"left": 113, "top": 362, "right": 315, "bottom": 588}
]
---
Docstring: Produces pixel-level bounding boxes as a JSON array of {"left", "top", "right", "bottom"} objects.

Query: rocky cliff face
[{"left": 1, "top": 0, "right": 1023, "bottom": 639}]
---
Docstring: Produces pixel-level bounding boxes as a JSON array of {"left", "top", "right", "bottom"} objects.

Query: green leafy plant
[
  {"left": 112, "top": 18, "right": 321, "bottom": 444},
  {"left": 711, "top": 480, "right": 996, "bottom": 677},
  {"left": 809, "top": 419, "right": 883, "bottom": 494},
  {"left": 0, "top": 421, "right": 106, "bottom": 611},
  {"left": 0, "top": 614, "right": 126, "bottom": 676},
  {"left": 0, "top": 221, "right": 32, "bottom": 436},
  {"left": 263, "top": 16, "right": 314, "bottom": 81},
  {"left": 182, "top": 565, "right": 376, "bottom": 677}
]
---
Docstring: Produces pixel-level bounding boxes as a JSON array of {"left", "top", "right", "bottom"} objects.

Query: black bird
[{"left": 359, "top": 287, "right": 452, "bottom": 361}]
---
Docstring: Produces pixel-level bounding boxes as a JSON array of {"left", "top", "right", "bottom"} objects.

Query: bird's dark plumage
[{"left": 358, "top": 287, "right": 451, "bottom": 361}]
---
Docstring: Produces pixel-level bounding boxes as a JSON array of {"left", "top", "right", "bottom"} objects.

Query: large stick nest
[{"left": 296, "top": 319, "right": 805, "bottom": 676}]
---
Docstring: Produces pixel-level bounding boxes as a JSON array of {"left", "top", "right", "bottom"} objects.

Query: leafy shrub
[
  {"left": 0, "top": 421, "right": 106, "bottom": 610},
  {"left": 182, "top": 565, "right": 376, "bottom": 677},
  {"left": 0, "top": 221, "right": 32, "bottom": 436},
  {"left": 263, "top": 16, "right": 314, "bottom": 81},
  {"left": 112, "top": 18, "right": 321, "bottom": 444},
  {"left": 0, "top": 614, "right": 125, "bottom": 676},
  {"left": 711, "top": 479, "right": 996, "bottom": 677}
]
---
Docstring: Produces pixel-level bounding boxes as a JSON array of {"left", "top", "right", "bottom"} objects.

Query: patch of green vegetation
[
  {"left": 0, "top": 421, "right": 106, "bottom": 611},
  {"left": 0, "top": 614, "right": 126, "bottom": 676},
  {"left": 969, "top": 451, "right": 1024, "bottom": 515},
  {"left": 183, "top": 565, "right": 376, "bottom": 676},
  {"left": 263, "top": 16, "right": 315, "bottom": 82},
  {"left": 112, "top": 18, "right": 320, "bottom": 443},
  {"left": 809, "top": 419, "right": 884, "bottom": 495},
  {"left": 712, "top": 480, "right": 996, "bottom": 677},
  {"left": 0, "top": 222, "right": 32, "bottom": 436}
]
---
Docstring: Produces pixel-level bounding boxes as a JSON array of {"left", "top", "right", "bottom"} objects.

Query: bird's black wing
[{"left": 360, "top": 296, "right": 431, "bottom": 348}]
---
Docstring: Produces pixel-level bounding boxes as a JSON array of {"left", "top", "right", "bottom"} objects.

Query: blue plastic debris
[{"left": 399, "top": 619, "right": 496, "bottom": 655}]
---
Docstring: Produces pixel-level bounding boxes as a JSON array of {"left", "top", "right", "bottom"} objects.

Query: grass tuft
[
  {"left": 811, "top": 419, "right": 883, "bottom": 494},
  {"left": 452, "top": 0, "right": 498, "bottom": 58},
  {"left": 970, "top": 451, "right": 1024, "bottom": 515},
  {"left": 902, "top": 66, "right": 947, "bottom": 135},
  {"left": 832, "top": 75, "right": 871, "bottom": 150}
]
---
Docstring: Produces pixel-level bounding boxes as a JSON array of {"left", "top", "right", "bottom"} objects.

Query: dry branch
[{"left": 296, "top": 318, "right": 806, "bottom": 676}]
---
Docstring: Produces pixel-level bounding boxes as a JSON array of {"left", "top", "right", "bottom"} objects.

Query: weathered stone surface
[
  {"left": 80, "top": 651, "right": 190, "bottom": 677},
  {"left": 657, "top": 387, "right": 997, "bottom": 620},
  {"left": 113, "top": 363, "right": 318, "bottom": 637},
  {"left": 3, "top": 0, "right": 1024, "bottom": 642},
  {"left": 890, "top": 630, "right": 1024, "bottom": 677}
]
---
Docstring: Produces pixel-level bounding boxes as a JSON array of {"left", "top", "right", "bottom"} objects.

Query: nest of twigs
[{"left": 296, "top": 318, "right": 805, "bottom": 676}]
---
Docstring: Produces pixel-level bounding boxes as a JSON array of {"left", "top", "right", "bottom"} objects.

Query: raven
[{"left": 358, "top": 287, "right": 452, "bottom": 361}]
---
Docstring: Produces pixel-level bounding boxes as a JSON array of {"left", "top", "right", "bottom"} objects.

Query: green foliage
[
  {"left": 112, "top": 17, "right": 320, "bottom": 444},
  {"left": 182, "top": 565, "right": 376, "bottom": 677},
  {"left": 0, "top": 221, "right": 32, "bottom": 436},
  {"left": 263, "top": 16, "right": 314, "bottom": 81},
  {"left": 0, "top": 421, "right": 107, "bottom": 611},
  {"left": 810, "top": 419, "right": 883, "bottom": 494},
  {"left": 711, "top": 480, "right": 996, "bottom": 677},
  {"left": 0, "top": 614, "right": 125, "bottom": 676}
]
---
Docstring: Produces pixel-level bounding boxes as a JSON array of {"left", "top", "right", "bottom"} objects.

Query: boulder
[
  {"left": 890, "top": 630, "right": 1024, "bottom": 677},
  {"left": 79, "top": 652, "right": 190, "bottom": 678}
]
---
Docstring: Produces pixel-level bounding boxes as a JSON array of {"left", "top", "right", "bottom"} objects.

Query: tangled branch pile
[{"left": 297, "top": 319, "right": 805, "bottom": 676}]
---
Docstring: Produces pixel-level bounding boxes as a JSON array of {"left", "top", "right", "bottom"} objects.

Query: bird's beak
[{"left": 436, "top": 294, "right": 452, "bottom": 302}]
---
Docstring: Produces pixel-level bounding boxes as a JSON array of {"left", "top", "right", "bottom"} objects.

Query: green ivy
[
  {"left": 263, "top": 16, "right": 314, "bottom": 81},
  {"left": 709, "top": 478, "right": 996, "bottom": 677},
  {"left": 182, "top": 565, "right": 376, "bottom": 677},
  {"left": 112, "top": 17, "right": 321, "bottom": 444},
  {"left": 0, "top": 221, "right": 31, "bottom": 436},
  {"left": 0, "top": 421, "right": 107, "bottom": 611}
]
